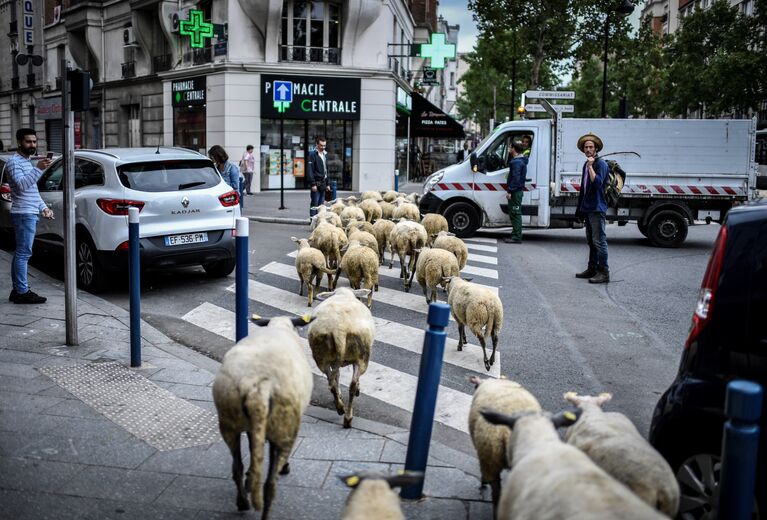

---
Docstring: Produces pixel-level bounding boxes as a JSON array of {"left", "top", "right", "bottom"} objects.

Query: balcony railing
[
  {"left": 279, "top": 45, "right": 341, "bottom": 65},
  {"left": 121, "top": 61, "right": 136, "bottom": 78},
  {"left": 192, "top": 47, "right": 212, "bottom": 65},
  {"left": 388, "top": 57, "right": 410, "bottom": 81},
  {"left": 152, "top": 54, "right": 171, "bottom": 73},
  {"left": 55, "top": 76, "right": 62, "bottom": 90}
]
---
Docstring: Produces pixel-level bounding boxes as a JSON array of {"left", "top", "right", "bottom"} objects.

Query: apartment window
[
  {"left": 281, "top": 1, "right": 341, "bottom": 64},
  {"left": 450, "top": 72, "right": 455, "bottom": 88}
]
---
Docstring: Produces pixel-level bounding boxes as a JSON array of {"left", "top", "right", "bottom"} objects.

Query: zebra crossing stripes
[
  {"left": 467, "top": 253, "right": 498, "bottom": 265},
  {"left": 224, "top": 279, "right": 499, "bottom": 377},
  {"left": 260, "top": 261, "right": 455, "bottom": 321},
  {"left": 464, "top": 236, "right": 498, "bottom": 244},
  {"left": 465, "top": 243, "right": 497, "bottom": 253},
  {"left": 461, "top": 264, "right": 499, "bottom": 279},
  {"left": 181, "top": 301, "right": 474, "bottom": 433}
]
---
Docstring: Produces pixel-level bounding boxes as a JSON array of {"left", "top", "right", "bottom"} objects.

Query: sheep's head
[
  {"left": 316, "top": 287, "right": 371, "bottom": 302},
  {"left": 291, "top": 236, "right": 311, "bottom": 249},
  {"left": 563, "top": 392, "right": 613, "bottom": 409},
  {"left": 441, "top": 275, "right": 472, "bottom": 293},
  {"left": 435, "top": 230, "right": 456, "bottom": 238},
  {"left": 339, "top": 471, "right": 424, "bottom": 490},
  {"left": 250, "top": 314, "right": 315, "bottom": 328},
  {"left": 480, "top": 408, "right": 582, "bottom": 430}
]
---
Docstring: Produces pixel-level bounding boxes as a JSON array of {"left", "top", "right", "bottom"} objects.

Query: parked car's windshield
[{"left": 118, "top": 160, "right": 221, "bottom": 192}]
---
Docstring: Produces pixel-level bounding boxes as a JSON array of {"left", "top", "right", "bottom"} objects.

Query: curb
[{"left": 247, "top": 216, "right": 311, "bottom": 226}]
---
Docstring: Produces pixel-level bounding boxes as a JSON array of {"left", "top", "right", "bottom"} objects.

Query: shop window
[{"left": 281, "top": 1, "right": 342, "bottom": 64}]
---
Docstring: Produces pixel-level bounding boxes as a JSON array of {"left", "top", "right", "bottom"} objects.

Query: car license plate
[{"left": 164, "top": 232, "right": 208, "bottom": 246}]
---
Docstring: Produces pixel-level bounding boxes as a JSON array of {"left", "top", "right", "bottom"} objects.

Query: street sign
[
  {"left": 525, "top": 103, "right": 574, "bottom": 113},
  {"left": 524, "top": 90, "right": 575, "bottom": 100},
  {"left": 273, "top": 80, "right": 293, "bottom": 113}
]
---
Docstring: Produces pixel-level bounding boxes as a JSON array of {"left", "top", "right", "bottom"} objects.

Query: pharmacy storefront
[
  {"left": 260, "top": 74, "right": 360, "bottom": 191},
  {"left": 172, "top": 76, "right": 207, "bottom": 153}
]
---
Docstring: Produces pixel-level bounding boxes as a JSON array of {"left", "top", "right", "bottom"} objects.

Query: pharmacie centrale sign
[
  {"left": 171, "top": 76, "right": 206, "bottom": 107},
  {"left": 261, "top": 75, "right": 361, "bottom": 120}
]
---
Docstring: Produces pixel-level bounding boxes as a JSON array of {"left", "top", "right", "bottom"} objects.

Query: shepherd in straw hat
[{"left": 574, "top": 133, "right": 610, "bottom": 284}]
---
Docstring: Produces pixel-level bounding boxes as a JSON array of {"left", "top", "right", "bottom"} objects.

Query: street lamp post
[{"left": 601, "top": 0, "right": 635, "bottom": 118}]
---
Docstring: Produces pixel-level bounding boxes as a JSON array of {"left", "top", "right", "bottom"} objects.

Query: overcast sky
[{"left": 438, "top": 0, "right": 479, "bottom": 54}]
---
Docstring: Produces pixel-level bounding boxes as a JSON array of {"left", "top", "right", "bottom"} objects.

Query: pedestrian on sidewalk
[
  {"left": 239, "top": 145, "right": 255, "bottom": 195},
  {"left": 575, "top": 133, "right": 610, "bottom": 284},
  {"left": 307, "top": 136, "right": 330, "bottom": 217},
  {"left": 6, "top": 128, "right": 53, "bottom": 304},
  {"left": 208, "top": 145, "right": 243, "bottom": 207},
  {"left": 503, "top": 141, "right": 528, "bottom": 244}
]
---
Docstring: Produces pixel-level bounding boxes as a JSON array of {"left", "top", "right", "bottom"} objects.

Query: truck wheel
[
  {"left": 637, "top": 220, "right": 649, "bottom": 238},
  {"left": 443, "top": 202, "right": 480, "bottom": 238},
  {"left": 648, "top": 210, "right": 688, "bottom": 248}
]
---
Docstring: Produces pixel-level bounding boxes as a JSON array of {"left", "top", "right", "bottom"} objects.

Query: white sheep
[
  {"left": 329, "top": 198, "right": 346, "bottom": 216},
  {"left": 379, "top": 200, "right": 395, "bottom": 220},
  {"left": 212, "top": 316, "right": 313, "bottom": 515},
  {"left": 311, "top": 210, "right": 343, "bottom": 230},
  {"left": 421, "top": 213, "right": 449, "bottom": 246},
  {"left": 412, "top": 247, "right": 460, "bottom": 304},
  {"left": 339, "top": 471, "right": 424, "bottom": 520},
  {"left": 372, "top": 219, "right": 395, "bottom": 266},
  {"left": 432, "top": 231, "right": 468, "bottom": 270},
  {"left": 308, "top": 287, "right": 375, "bottom": 428},
  {"left": 290, "top": 237, "right": 336, "bottom": 307},
  {"left": 405, "top": 192, "right": 421, "bottom": 205},
  {"left": 563, "top": 392, "right": 680, "bottom": 517},
  {"left": 345, "top": 218, "right": 376, "bottom": 236},
  {"left": 359, "top": 198, "right": 383, "bottom": 223},
  {"left": 341, "top": 205, "right": 366, "bottom": 228},
  {"left": 388, "top": 219, "right": 428, "bottom": 290},
  {"left": 333, "top": 240, "right": 379, "bottom": 308},
  {"left": 309, "top": 221, "right": 348, "bottom": 274},
  {"left": 392, "top": 201, "right": 420, "bottom": 223},
  {"left": 382, "top": 190, "right": 399, "bottom": 203},
  {"left": 481, "top": 409, "right": 667, "bottom": 520},
  {"left": 347, "top": 228, "right": 380, "bottom": 258},
  {"left": 468, "top": 376, "right": 541, "bottom": 512},
  {"left": 444, "top": 276, "right": 502, "bottom": 371},
  {"left": 360, "top": 190, "right": 383, "bottom": 202}
]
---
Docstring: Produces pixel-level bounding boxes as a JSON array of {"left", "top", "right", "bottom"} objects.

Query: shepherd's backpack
[{"left": 604, "top": 160, "right": 626, "bottom": 208}]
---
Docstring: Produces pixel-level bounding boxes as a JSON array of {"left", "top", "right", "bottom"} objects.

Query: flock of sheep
[{"left": 209, "top": 190, "right": 680, "bottom": 519}]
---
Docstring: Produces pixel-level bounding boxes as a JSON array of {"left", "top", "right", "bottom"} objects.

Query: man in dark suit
[{"left": 307, "top": 136, "right": 331, "bottom": 216}]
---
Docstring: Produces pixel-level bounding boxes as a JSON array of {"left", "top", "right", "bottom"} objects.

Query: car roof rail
[
  {"left": 157, "top": 146, "right": 207, "bottom": 157},
  {"left": 78, "top": 149, "right": 121, "bottom": 159}
]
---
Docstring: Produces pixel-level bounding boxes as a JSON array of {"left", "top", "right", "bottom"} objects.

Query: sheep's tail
[
  {"left": 483, "top": 302, "right": 495, "bottom": 338},
  {"left": 318, "top": 263, "right": 337, "bottom": 275},
  {"left": 242, "top": 382, "right": 271, "bottom": 511}
]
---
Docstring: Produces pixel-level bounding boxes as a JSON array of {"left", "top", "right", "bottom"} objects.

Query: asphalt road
[{"left": 11, "top": 219, "right": 720, "bottom": 456}]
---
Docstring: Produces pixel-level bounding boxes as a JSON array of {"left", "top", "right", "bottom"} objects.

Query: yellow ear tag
[
  {"left": 251, "top": 314, "right": 262, "bottom": 321},
  {"left": 564, "top": 411, "right": 577, "bottom": 421},
  {"left": 301, "top": 314, "right": 311, "bottom": 323},
  {"left": 397, "top": 469, "right": 405, "bottom": 475},
  {"left": 345, "top": 476, "right": 360, "bottom": 487}
]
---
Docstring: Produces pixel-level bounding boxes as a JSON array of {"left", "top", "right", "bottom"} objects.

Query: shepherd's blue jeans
[
  {"left": 585, "top": 212, "right": 609, "bottom": 269},
  {"left": 11, "top": 213, "right": 39, "bottom": 294}
]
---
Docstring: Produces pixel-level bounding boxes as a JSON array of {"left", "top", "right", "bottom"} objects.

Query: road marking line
[
  {"left": 465, "top": 243, "right": 498, "bottom": 253},
  {"left": 182, "top": 302, "right": 474, "bottom": 433},
  {"left": 461, "top": 264, "right": 499, "bottom": 279},
  {"left": 464, "top": 237, "right": 498, "bottom": 244},
  {"left": 226, "top": 277, "right": 500, "bottom": 376},
  {"left": 467, "top": 253, "right": 498, "bottom": 265}
]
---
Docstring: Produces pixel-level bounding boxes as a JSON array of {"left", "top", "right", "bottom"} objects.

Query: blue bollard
[
  {"left": 394, "top": 169, "right": 399, "bottom": 192},
  {"left": 401, "top": 302, "right": 450, "bottom": 500},
  {"left": 235, "top": 217, "right": 249, "bottom": 342},
  {"left": 717, "top": 380, "right": 763, "bottom": 520},
  {"left": 331, "top": 180, "right": 337, "bottom": 202},
  {"left": 128, "top": 207, "right": 141, "bottom": 367}
]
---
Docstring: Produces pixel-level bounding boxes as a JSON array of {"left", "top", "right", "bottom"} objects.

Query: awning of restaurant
[{"left": 399, "top": 93, "right": 465, "bottom": 139}]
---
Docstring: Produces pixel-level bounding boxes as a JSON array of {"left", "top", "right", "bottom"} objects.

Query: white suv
[{"left": 34, "top": 148, "right": 241, "bottom": 291}]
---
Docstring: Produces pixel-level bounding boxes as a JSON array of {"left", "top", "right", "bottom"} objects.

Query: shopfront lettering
[
  {"left": 262, "top": 74, "right": 360, "bottom": 121},
  {"left": 300, "top": 99, "right": 357, "bottom": 114},
  {"left": 171, "top": 76, "right": 206, "bottom": 107}
]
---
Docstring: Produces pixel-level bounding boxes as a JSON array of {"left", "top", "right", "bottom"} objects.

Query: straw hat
[{"left": 577, "top": 133, "right": 603, "bottom": 153}]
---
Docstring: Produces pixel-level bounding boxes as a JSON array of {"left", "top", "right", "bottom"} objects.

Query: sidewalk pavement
[
  {"left": 0, "top": 251, "right": 492, "bottom": 519},
  {"left": 241, "top": 182, "right": 423, "bottom": 226}
]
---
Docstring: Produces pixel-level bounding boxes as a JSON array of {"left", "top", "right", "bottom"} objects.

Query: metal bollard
[
  {"left": 235, "top": 217, "right": 249, "bottom": 342},
  {"left": 394, "top": 169, "right": 399, "bottom": 192},
  {"left": 717, "top": 380, "right": 763, "bottom": 520},
  {"left": 331, "top": 180, "right": 337, "bottom": 201},
  {"left": 401, "top": 302, "right": 450, "bottom": 500},
  {"left": 128, "top": 207, "right": 141, "bottom": 367}
]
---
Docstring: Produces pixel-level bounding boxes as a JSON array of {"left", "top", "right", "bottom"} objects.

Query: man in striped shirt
[{"left": 7, "top": 128, "right": 54, "bottom": 304}]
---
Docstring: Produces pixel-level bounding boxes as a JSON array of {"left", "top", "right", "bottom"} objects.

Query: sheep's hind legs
[
  {"left": 327, "top": 366, "right": 346, "bottom": 416},
  {"left": 457, "top": 323, "right": 466, "bottom": 352},
  {"left": 222, "top": 430, "right": 249, "bottom": 511},
  {"left": 488, "top": 331, "right": 498, "bottom": 367},
  {"left": 478, "top": 336, "right": 492, "bottom": 371},
  {"left": 344, "top": 364, "right": 362, "bottom": 428}
]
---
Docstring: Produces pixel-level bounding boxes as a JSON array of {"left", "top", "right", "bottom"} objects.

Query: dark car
[{"left": 649, "top": 199, "right": 767, "bottom": 519}]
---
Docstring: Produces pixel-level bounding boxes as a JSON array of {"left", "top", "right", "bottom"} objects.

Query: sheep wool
[
  {"left": 421, "top": 213, "right": 449, "bottom": 246},
  {"left": 482, "top": 410, "right": 667, "bottom": 520},
  {"left": 563, "top": 393, "right": 680, "bottom": 517},
  {"left": 360, "top": 190, "right": 383, "bottom": 202},
  {"left": 290, "top": 237, "right": 336, "bottom": 307},
  {"left": 309, "top": 287, "right": 375, "bottom": 428},
  {"left": 310, "top": 221, "right": 348, "bottom": 273},
  {"left": 333, "top": 240, "right": 379, "bottom": 308},
  {"left": 382, "top": 190, "right": 399, "bottom": 203},
  {"left": 445, "top": 276, "right": 503, "bottom": 371},
  {"left": 392, "top": 202, "right": 420, "bottom": 223},
  {"left": 432, "top": 231, "right": 468, "bottom": 270},
  {"left": 413, "top": 248, "right": 460, "bottom": 304},
  {"left": 345, "top": 219, "right": 375, "bottom": 236},
  {"left": 388, "top": 219, "right": 428, "bottom": 290},
  {"left": 341, "top": 205, "right": 366, "bottom": 227},
  {"left": 468, "top": 377, "right": 541, "bottom": 511},
  {"left": 212, "top": 317, "right": 313, "bottom": 515},
  {"left": 359, "top": 198, "right": 383, "bottom": 223},
  {"left": 372, "top": 219, "right": 395, "bottom": 266},
  {"left": 347, "top": 229, "right": 380, "bottom": 258},
  {"left": 330, "top": 199, "right": 347, "bottom": 216}
]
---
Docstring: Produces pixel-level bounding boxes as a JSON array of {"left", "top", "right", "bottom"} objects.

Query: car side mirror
[{"left": 470, "top": 152, "right": 483, "bottom": 173}]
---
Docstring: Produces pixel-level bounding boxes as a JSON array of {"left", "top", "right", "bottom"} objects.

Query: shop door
[{"left": 46, "top": 120, "right": 63, "bottom": 153}]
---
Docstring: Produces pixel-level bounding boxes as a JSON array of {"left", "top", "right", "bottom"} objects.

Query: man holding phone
[{"left": 6, "top": 128, "right": 54, "bottom": 304}]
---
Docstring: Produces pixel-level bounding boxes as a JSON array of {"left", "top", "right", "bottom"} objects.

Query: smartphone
[{"left": 46, "top": 152, "right": 54, "bottom": 159}]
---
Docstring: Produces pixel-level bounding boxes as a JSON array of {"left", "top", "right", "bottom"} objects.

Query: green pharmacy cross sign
[
  {"left": 420, "top": 33, "right": 456, "bottom": 69},
  {"left": 180, "top": 10, "right": 214, "bottom": 49}
]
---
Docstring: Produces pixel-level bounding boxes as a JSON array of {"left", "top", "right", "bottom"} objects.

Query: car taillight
[
  {"left": 116, "top": 241, "right": 129, "bottom": 250},
  {"left": 219, "top": 190, "right": 239, "bottom": 207},
  {"left": 96, "top": 199, "right": 145, "bottom": 215},
  {"left": 685, "top": 225, "right": 728, "bottom": 348},
  {"left": 0, "top": 183, "right": 11, "bottom": 203}
]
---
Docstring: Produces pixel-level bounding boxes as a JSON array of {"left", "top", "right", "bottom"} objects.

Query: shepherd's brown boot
[
  {"left": 575, "top": 266, "right": 597, "bottom": 279},
  {"left": 588, "top": 267, "right": 610, "bottom": 284}
]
